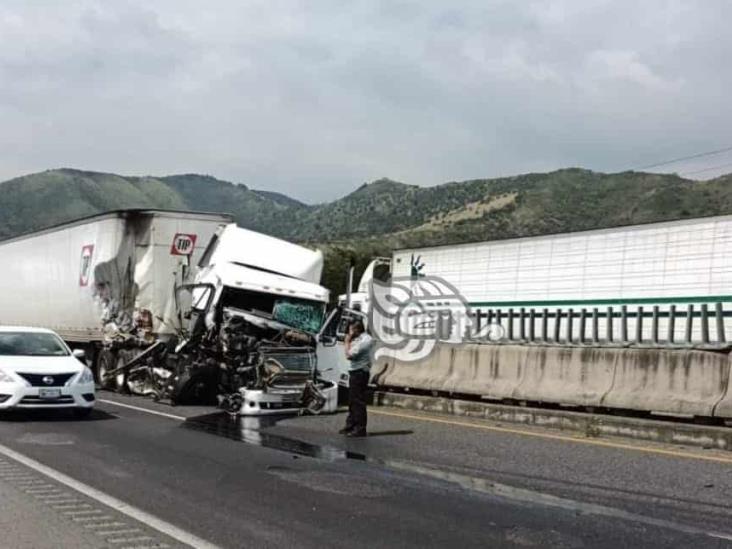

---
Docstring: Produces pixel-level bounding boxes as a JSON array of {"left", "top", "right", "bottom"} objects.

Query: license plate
[{"left": 38, "top": 388, "right": 61, "bottom": 400}]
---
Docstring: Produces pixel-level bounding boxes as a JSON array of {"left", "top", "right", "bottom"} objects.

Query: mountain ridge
[{"left": 2, "top": 167, "right": 731, "bottom": 297}]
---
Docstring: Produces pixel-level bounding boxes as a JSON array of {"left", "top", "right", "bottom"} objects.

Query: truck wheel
[
  {"left": 112, "top": 355, "right": 129, "bottom": 394},
  {"left": 170, "top": 371, "right": 216, "bottom": 405},
  {"left": 97, "top": 350, "right": 116, "bottom": 390}
]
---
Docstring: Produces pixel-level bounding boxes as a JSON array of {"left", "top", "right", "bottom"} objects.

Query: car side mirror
[{"left": 72, "top": 349, "right": 86, "bottom": 361}]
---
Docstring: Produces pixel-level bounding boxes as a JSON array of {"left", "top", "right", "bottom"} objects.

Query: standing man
[{"left": 340, "top": 319, "right": 373, "bottom": 437}]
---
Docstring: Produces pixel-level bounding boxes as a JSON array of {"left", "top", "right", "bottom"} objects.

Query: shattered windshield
[{"left": 272, "top": 298, "right": 324, "bottom": 333}]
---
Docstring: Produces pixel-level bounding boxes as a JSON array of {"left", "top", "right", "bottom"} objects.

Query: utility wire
[
  {"left": 635, "top": 145, "right": 732, "bottom": 171},
  {"left": 681, "top": 161, "right": 732, "bottom": 177}
]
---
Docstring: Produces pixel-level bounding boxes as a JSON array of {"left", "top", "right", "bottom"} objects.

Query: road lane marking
[
  {"left": 370, "top": 409, "right": 732, "bottom": 464},
  {"left": 0, "top": 443, "right": 220, "bottom": 549},
  {"left": 385, "top": 459, "right": 732, "bottom": 541},
  {"left": 97, "top": 528, "right": 144, "bottom": 536},
  {"left": 84, "top": 522, "right": 129, "bottom": 530},
  {"left": 72, "top": 515, "right": 115, "bottom": 522},
  {"left": 98, "top": 399, "right": 186, "bottom": 421},
  {"left": 103, "top": 394, "right": 732, "bottom": 465},
  {"left": 108, "top": 535, "right": 157, "bottom": 544},
  {"left": 63, "top": 510, "right": 105, "bottom": 516},
  {"left": 96, "top": 396, "right": 732, "bottom": 537}
]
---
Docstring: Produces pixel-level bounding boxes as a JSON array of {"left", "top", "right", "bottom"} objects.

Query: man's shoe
[
  {"left": 346, "top": 430, "right": 367, "bottom": 438},
  {"left": 338, "top": 427, "right": 352, "bottom": 435}
]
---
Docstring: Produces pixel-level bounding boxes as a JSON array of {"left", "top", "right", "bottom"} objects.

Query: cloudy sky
[{"left": 1, "top": 1, "right": 730, "bottom": 201}]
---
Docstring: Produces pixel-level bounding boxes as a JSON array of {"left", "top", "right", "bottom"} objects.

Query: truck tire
[
  {"left": 97, "top": 350, "right": 128, "bottom": 392},
  {"left": 97, "top": 350, "right": 116, "bottom": 390},
  {"left": 112, "top": 355, "right": 129, "bottom": 394},
  {"left": 170, "top": 369, "right": 217, "bottom": 405}
]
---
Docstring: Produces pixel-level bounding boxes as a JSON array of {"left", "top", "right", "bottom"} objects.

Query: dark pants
[{"left": 345, "top": 369, "right": 369, "bottom": 433}]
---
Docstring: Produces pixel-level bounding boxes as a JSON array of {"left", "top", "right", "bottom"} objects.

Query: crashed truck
[{"left": 0, "top": 209, "right": 339, "bottom": 414}]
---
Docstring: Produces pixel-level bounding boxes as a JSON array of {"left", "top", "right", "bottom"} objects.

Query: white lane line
[
  {"left": 63, "top": 510, "right": 105, "bottom": 516},
  {"left": 54, "top": 504, "right": 93, "bottom": 510},
  {"left": 0, "top": 443, "right": 220, "bottom": 549},
  {"left": 98, "top": 399, "right": 186, "bottom": 421},
  {"left": 97, "top": 528, "right": 144, "bottom": 536},
  {"left": 84, "top": 522, "right": 128, "bottom": 530},
  {"left": 72, "top": 515, "right": 114, "bottom": 523},
  {"left": 46, "top": 500, "right": 82, "bottom": 505},
  {"left": 108, "top": 536, "right": 157, "bottom": 544}
]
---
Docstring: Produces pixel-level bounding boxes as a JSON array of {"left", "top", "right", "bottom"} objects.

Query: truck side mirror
[{"left": 319, "top": 334, "right": 337, "bottom": 347}]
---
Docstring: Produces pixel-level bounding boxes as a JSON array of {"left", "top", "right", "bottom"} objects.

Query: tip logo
[{"left": 170, "top": 233, "right": 197, "bottom": 256}]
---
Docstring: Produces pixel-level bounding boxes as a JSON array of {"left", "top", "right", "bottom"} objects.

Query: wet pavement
[{"left": 0, "top": 392, "right": 730, "bottom": 548}]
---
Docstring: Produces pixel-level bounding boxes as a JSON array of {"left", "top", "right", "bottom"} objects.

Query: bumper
[
  {"left": 238, "top": 388, "right": 306, "bottom": 416},
  {"left": 238, "top": 384, "right": 338, "bottom": 416},
  {"left": 0, "top": 382, "right": 95, "bottom": 410}
]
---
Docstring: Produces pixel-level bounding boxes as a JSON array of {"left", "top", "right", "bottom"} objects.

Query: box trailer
[
  {"left": 339, "top": 214, "right": 732, "bottom": 350},
  {"left": 0, "top": 209, "right": 231, "bottom": 357}
]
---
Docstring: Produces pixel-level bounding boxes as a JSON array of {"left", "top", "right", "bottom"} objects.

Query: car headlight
[
  {"left": 0, "top": 369, "right": 14, "bottom": 383},
  {"left": 77, "top": 368, "right": 94, "bottom": 385}
]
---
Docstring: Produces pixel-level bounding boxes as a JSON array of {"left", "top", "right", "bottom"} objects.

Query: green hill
[{"left": 2, "top": 167, "right": 731, "bottom": 297}]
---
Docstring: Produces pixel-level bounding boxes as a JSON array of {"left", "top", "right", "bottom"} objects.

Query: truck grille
[
  {"left": 16, "top": 373, "right": 76, "bottom": 387},
  {"left": 260, "top": 350, "right": 315, "bottom": 374}
]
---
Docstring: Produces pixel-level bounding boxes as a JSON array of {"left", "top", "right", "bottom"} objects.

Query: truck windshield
[
  {"left": 0, "top": 332, "right": 70, "bottom": 356},
  {"left": 272, "top": 298, "right": 324, "bottom": 333},
  {"left": 220, "top": 287, "right": 325, "bottom": 333}
]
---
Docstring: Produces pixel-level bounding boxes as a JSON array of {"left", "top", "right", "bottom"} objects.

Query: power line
[
  {"left": 635, "top": 145, "right": 732, "bottom": 171},
  {"left": 681, "top": 161, "right": 732, "bottom": 177}
]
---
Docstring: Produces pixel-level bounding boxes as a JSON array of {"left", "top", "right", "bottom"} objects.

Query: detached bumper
[
  {"left": 238, "top": 384, "right": 338, "bottom": 416},
  {"left": 0, "top": 382, "right": 95, "bottom": 410}
]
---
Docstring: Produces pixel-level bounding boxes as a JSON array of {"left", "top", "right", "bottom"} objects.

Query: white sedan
[{"left": 0, "top": 327, "right": 95, "bottom": 417}]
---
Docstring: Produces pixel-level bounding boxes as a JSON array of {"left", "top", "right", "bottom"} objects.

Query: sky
[{"left": 1, "top": 0, "right": 731, "bottom": 202}]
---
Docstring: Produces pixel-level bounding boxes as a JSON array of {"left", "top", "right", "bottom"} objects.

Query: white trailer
[
  {"left": 338, "top": 215, "right": 732, "bottom": 348},
  {"left": 0, "top": 209, "right": 231, "bottom": 352},
  {"left": 391, "top": 214, "right": 732, "bottom": 346}
]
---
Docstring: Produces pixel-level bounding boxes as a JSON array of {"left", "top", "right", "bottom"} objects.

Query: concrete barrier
[
  {"left": 371, "top": 344, "right": 455, "bottom": 393},
  {"left": 372, "top": 342, "right": 732, "bottom": 418},
  {"left": 372, "top": 344, "right": 530, "bottom": 399},
  {"left": 466, "top": 344, "right": 528, "bottom": 399},
  {"left": 601, "top": 348, "right": 730, "bottom": 417},
  {"left": 513, "top": 346, "right": 616, "bottom": 407},
  {"left": 712, "top": 354, "right": 732, "bottom": 419}
]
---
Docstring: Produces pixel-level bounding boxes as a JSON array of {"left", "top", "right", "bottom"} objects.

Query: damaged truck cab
[{"left": 169, "top": 224, "right": 337, "bottom": 414}]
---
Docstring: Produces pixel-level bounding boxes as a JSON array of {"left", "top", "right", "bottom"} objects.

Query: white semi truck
[{"left": 0, "top": 209, "right": 337, "bottom": 413}]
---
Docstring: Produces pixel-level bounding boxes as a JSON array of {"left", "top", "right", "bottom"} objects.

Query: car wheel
[{"left": 73, "top": 407, "right": 93, "bottom": 419}]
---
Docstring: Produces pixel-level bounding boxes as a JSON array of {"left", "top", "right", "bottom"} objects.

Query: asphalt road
[{"left": 0, "top": 393, "right": 730, "bottom": 548}]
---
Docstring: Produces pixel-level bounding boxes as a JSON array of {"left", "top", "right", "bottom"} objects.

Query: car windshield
[{"left": 0, "top": 332, "right": 69, "bottom": 356}]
